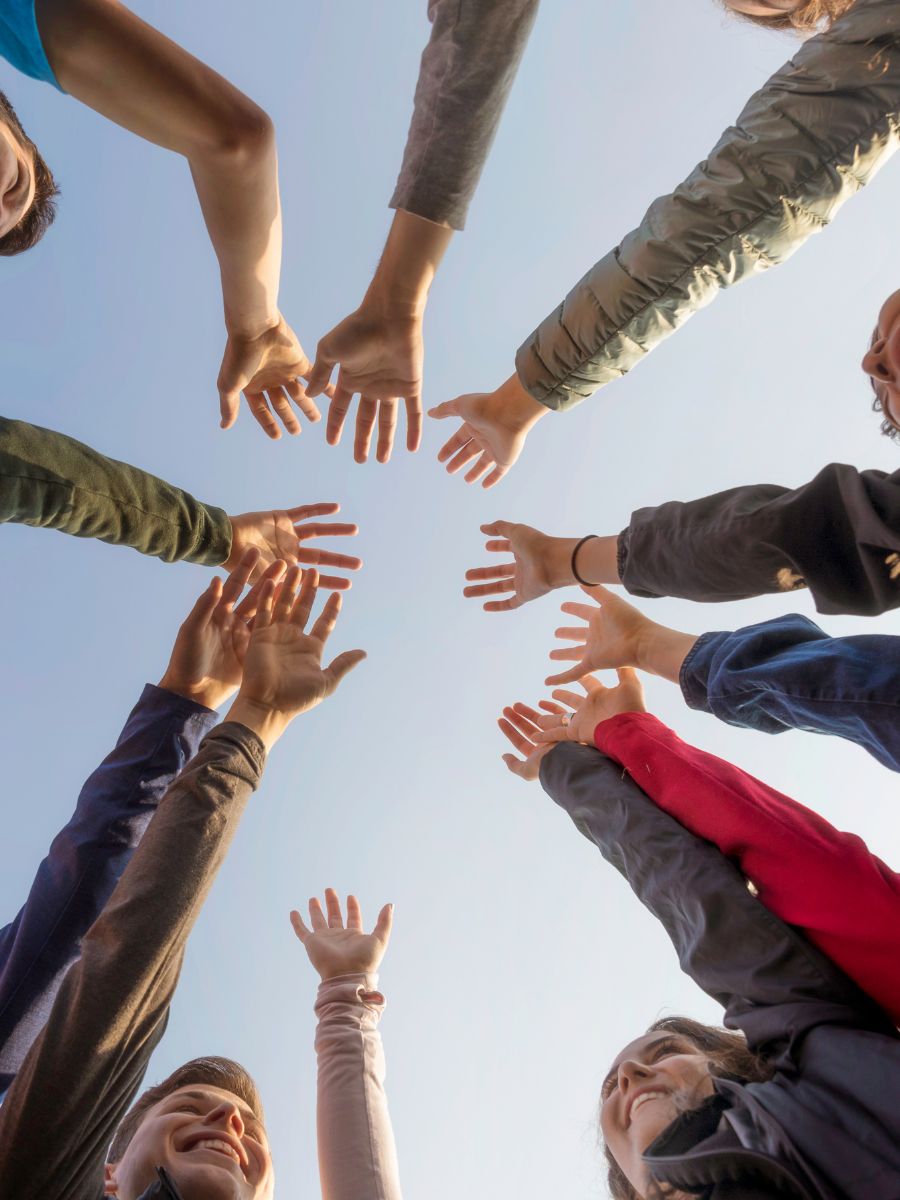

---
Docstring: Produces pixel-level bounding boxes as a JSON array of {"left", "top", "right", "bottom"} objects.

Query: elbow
[{"left": 195, "top": 98, "right": 276, "bottom": 171}]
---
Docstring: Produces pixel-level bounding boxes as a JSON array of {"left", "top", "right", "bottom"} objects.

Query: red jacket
[{"left": 594, "top": 712, "right": 900, "bottom": 1026}]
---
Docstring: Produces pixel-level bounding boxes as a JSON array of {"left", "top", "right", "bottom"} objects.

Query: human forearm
[
  {"left": 0, "top": 417, "right": 231, "bottom": 563},
  {"left": 314, "top": 975, "right": 402, "bottom": 1200},
  {"left": 365, "top": 210, "right": 453, "bottom": 316}
]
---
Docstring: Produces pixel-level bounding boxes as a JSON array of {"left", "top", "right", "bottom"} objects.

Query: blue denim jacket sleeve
[
  {"left": 0, "top": 684, "right": 218, "bottom": 1092},
  {"left": 680, "top": 614, "right": 900, "bottom": 773}
]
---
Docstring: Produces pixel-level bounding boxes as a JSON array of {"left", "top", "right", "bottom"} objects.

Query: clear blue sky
[{"left": 2, "top": 2, "right": 899, "bottom": 1196}]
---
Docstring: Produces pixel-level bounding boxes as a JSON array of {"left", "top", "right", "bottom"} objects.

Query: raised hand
[
  {"left": 305, "top": 308, "right": 424, "bottom": 464},
  {"left": 158, "top": 548, "right": 286, "bottom": 711},
  {"left": 546, "top": 584, "right": 662, "bottom": 686},
  {"left": 465, "top": 521, "right": 579, "bottom": 612},
  {"left": 226, "top": 503, "right": 362, "bottom": 587},
  {"left": 217, "top": 314, "right": 324, "bottom": 439},
  {"left": 498, "top": 699, "right": 569, "bottom": 780},
  {"left": 227, "top": 567, "right": 366, "bottom": 749},
  {"left": 535, "top": 670, "right": 647, "bottom": 745},
  {"left": 290, "top": 889, "right": 393, "bottom": 982},
  {"left": 429, "top": 374, "right": 549, "bottom": 489}
]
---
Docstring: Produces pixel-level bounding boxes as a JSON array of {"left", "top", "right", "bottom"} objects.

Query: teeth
[
  {"left": 192, "top": 1138, "right": 240, "bottom": 1164},
  {"left": 631, "top": 1091, "right": 666, "bottom": 1115}
]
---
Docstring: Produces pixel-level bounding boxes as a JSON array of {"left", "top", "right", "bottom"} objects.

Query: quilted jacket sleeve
[{"left": 516, "top": 0, "right": 900, "bottom": 409}]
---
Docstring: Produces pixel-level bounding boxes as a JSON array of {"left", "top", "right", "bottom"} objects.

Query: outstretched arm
[
  {"left": 37, "top": 0, "right": 315, "bottom": 436},
  {"left": 293, "top": 891, "right": 401, "bottom": 1200}
]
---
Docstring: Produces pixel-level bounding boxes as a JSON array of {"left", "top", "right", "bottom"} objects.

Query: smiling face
[
  {"left": 600, "top": 1031, "right": 716, "bottom": 1196},
  {"left": 862, "top": 288, "right": 900, "bottom": 437},
  {"left": 105, "top": 1084, "right": 274, "bottom": 1200},
  {"left": 0, "top": 103, "right": 36, "bottom": 238}
]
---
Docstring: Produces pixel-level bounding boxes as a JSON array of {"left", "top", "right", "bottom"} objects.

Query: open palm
[{"left": 291, "top": 890, "right": 393, "bottom": 982}]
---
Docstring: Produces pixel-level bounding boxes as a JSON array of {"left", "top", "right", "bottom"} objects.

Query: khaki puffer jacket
[{"left": 516, "top": 0, "right": 900, "bottom": 410}]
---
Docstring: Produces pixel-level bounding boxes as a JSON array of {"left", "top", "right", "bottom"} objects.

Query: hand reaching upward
[
  {"left": 535, "top": 670, "right": 647, "bottom": 745},
  {"left": 218, "top": 315, "right": 324, "bottom": 439},
  {"left": 498, "top": 699, "right": 569, "bottom": 780},
  {"left": 226, "top": 503, "right": 362, "bottom": 586},
  {"left": 291, "top": 889, "right": 393, "bottom": 982},
  {"left": 227, "top": 567, "right": 366, "bottom": 749}
]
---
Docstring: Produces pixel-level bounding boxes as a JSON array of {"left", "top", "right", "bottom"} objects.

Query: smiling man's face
[
  {"left": 862, "top": 287, "right": 900, "bottom": 436},
  {"left": 0, "top": 93, "right": 36, "bottom": 238},
  {"left": 600, "top": 1031, "right": 716, "bottom": 1194},
  {"left": 105, "top": 1084, "right": 274, "bottom": 1200}
]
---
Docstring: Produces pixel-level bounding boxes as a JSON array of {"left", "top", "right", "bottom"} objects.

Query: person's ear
[{"left": 103, "top": 1161, "right": 119, "bottom": 1196}]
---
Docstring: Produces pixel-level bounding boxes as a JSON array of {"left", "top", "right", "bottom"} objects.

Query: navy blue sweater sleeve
[
  {"left": 539, "top": 742, "right": 894, "bottom": 1057},
  {"left": 0, "top": 685, "right": 218, "bottom": 1092},
  {"left": 680, "top": 614, "right": 900, "bottom": 773}
]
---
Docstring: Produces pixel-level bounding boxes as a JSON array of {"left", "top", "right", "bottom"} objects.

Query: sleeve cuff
[
  {"left": 678, "top": 631, "right": 724, "bottom": 713},
  {"left": 144, "top": 682, "right": 219, "bottom": 720},
  {"left": 593, "top": 710, "right": 667, "bottom": 755},
  {"left": 315, "top": 973, "right": 385, "bottom": 1016}
]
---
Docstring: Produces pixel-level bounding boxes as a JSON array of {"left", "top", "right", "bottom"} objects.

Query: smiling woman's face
[
  {"left": 862, "top": 288, "right": 900, "bottom": 436},
  {"left": 600, "top": 1031, "right": 716, "bottom": 1195},
  {"left": 105, "top": 1084, "right": 274, "bottom": 1200}
]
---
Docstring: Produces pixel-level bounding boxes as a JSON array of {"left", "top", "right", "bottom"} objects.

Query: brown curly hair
[
  {"left": 0, "top": 89, "right": 58, "bottom": 256},
  {"left": 602, "top": 1016, "right": 775, "bottom": 1200},
  {"left": 720, "top": 0, "right": 856, "bottom": 32}
]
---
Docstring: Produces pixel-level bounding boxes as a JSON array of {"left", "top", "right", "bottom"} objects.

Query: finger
[
  {"left": 545, "top": 663, "right": 591, "bottom": 686},
  {"left": 219, "top": 387, "right": 241, "bottom": 431},
  {"left": 286, "top": 503, "right": 341, "bottom": 521},
  {"left": 309, "top": 896, "right": 327, "bottom": 932},
  {"left": 189, "top": 576, "right": 224, "bottom": 628},
  {"left": 464, "top": 451, "right": 494, "bottom": 485},
  {"left": 554, "top": 626, "right": 589, "bottom": 642},
  {"left": 436, "top": 424, "right": 473, "bottom": 464},
  {"left": 582, "top": 674, "right": 603, "bottom": 692},
  {"left": 253, "top": 578, "right": 277, "bottom": 629},
  {"left": 533, "top": 728, "right": 569, "bottom": 745},
  {"left": 483, "top": 539, "right": 512, "bottom": 553},
  {"left": 498, "top": 718, "right": 536, "bottom": 757},
  {"left": 560, "top": 601, "right": 598, "bottom": 620},
  {"left": 233, "top": 560, "right": 286, "bottom": 621},
  {"left": 289, "top": 909, "right": 311, "bottom": 943},
  {"left": 538, "top": 700, "right": 567, "bottom": 715},
  {"left": 501, "top": 705, "right": 541, "bottom": 739},
  {"left": 292, "top": 568, "right": 319, "bottom": 631},
  {"left": 463, "top": 579, "right": 516, "bottom": 599},
  {"left": 265, "top": 386, "right": 302, "bottom": 436},
  {"left": 324, "top": 648, "right": 367, "bottom": 688},
  {"left": 274, "top": 564, "right": 302, "bottom": 622},
  {"left": 295, "top": 522, "right": 360, "bottom": 540},
  {"left": 581, "top": 582, "right": 620, "bottom": 603},
  {"left": 325, "top": 887, "right": 343, "bottom": 928},
  {"left": 444, "top": 442, "right": 482, "bottom": 475},
  {"left": 548, "top": 646, "right": 587, "bottom": 661},
  {"left": 501, "top": 753, "right": 527, "bottom": 778},
  {"left": 296, "top": 548, "right": 363, "bottom": 571},
  {"left": 285, "top": 378, "right": 321, "bottom": 423},
  {"left": 483, "top": 597, "right": 523, "bottom": 612},
  {"left": 326, "top": 388, "right": 354, "bottom": 446},
  {"left": 617, "top": 666, "right": 640, "bottom": 686},
  {"left": 376, "top": 398, "right": 398, "bottom": 464},
  {"left": 346, "top": 894, "right": 363, "bottom": 931},
  {"left": 405, "top": 396, "right": 422, "bottom": 453},
  {"left": 221, "top": 549, "right": 261, "bottom": 608},
  {"left": 482, "top": 463, "right": 509, "bottom": 489},
  {"left": 427, "top": 399, "right": 460, "bottom": 420},
  {"left": 354, "top": 397, "right": 378, "bottom": 463},
  {"left": 309, "top": 589, "right": 341, "bottom": 643},
  {"left": 480, "top": 521, "right": 513, "bottom": 539},
  {"left": 512, "top": 702, "right": 545, "bottom": 724},
  {"left": 373, "top": 902, "right": 393, "bottom": 944},
  {"left": 550, "top": 688, "right": 584, "bottom": 709},
  {"left": 246, "top": 392, "right": 282, "bottom": 440},
  {"left": 306, "top": 349, "right": 336, "bottom": 398}
]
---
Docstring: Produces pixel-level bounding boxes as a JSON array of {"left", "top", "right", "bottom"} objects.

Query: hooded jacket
[{"left": 540, "top": 742, "right": 900, "bottom": 1198}]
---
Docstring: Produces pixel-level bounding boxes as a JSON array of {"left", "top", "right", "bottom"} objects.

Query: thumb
[
  {"left": 373, "top": 903, "right": 394, "bottom": 945},
  {"left": 427, "top": 398, "right": 459, "bottom": 420},
  {"left": 581, "top": 582, "right": 616, "bottom": 602},
  {"left": 324, "top": 648, "right": 367, "bottom": 689},
  {"left": 616, "top": 666, "right": 640, "bottom": 686},
  {"left": 306, "top": 348, "right": 336, "bottom": 398},
  {"left": 219, "top": 386, "right": 242, "bottom": 430},
  {"left": 289, "top": 909, "right": 311, "bottom": 943},
  {"left": 545, "top": 662, "right": 589, "bottom": 687},
  {"left": 187, "top": 576, "right": 223, "bottom": 628}
]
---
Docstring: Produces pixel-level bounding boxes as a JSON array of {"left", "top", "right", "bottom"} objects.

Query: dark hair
[
  {"left": 719, "top": 0, "right": 855, "bottom": 32},
  {"left": 0, "top": 89, "right": 58, "bottom": 256},
  {"left": 602, "top": 1016, "right": 775, "bottom": 1200},
  {"left": 108, "top": 1057, "right": 264, "bottom": 1164}
]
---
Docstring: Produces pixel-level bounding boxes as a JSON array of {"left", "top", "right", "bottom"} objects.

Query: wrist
[
  {"left": 157, "top": 675, "right": 231, "bottom": 712},
  {"left": 497, "top": 373, "right": 549, "bottom": 432},
  {"left": 225, "top": 696, "right": 292, "bottom": 751},
  {"left": 365, "top": 209, "right": 454, "bottom": 315},
  {"left": 636, "top": 626, "right": 699, "bottom": 683},
  {"left": 224, "top": 309, "right": 281, "bottom": 341}
]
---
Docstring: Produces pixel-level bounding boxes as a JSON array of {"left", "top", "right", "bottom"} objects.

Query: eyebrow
[
  {"left": 601, "top": 1035, "right": 684, "bottom": 1096},
  {"left": 175, "top": 1089, "right": 262, "bottom": 1128}
]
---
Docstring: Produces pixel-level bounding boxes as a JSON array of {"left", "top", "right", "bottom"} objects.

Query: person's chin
[{"left": 167, "top": 1155, "right": 250, "bottom": 1198}]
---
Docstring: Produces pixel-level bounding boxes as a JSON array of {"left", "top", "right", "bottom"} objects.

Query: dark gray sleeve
[
  {"left": 539, "top": 742, "right": 892, "bottom": 1055},
  {"left": 618, "top": 464, "right": 900, "bottom": 617},
  {"left": 0, "top": 417, "right": 232, "bottom": 565},
  {"left": 516, "top": 0, "right": 900, "bottom": 409},
  {"left": 0, "top": 724, "right": 265, "bottom": 1200},
  {"left": 389, "top": 0, "right": 539, "bottom": 230}
]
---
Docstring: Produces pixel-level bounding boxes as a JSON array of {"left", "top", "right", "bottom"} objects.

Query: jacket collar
[{"left": 135, "top": 1167, "right": 183, "bottom": 1200}]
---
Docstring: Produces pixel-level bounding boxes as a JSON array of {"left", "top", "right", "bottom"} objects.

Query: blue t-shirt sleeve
[{"left": 0, "top": 0, "right": 62, "bottom": 89}]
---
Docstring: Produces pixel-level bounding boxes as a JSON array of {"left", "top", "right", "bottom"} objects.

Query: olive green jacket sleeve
[
  {"left": 0, "top": 417, "right": 232, "bottom": 564},
  {"left": 516, "top": 0, "right": 900, "bottom": 410}
]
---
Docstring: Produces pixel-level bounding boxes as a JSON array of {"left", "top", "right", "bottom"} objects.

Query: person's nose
[
  {"left": 862, "top": 338, "right": 896, "bottom": 386},
  {"left": 204, "top": 1100, "right": 245, "bottom": 1140},
  {"left": 617, "top": 1058, "right": 652, "bottom": 1094}
]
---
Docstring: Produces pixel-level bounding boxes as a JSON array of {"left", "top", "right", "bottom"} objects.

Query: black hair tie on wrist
[{"left": 571, "top": 534, "right": 601, "bottom": 587}]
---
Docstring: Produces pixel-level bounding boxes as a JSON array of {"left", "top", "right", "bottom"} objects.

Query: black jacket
[
  {"left": 618, "top": 463, "right": 900, "bottom": 616},
  {"left": 540, "top": 743, "right": 900, "bottom": 1199}
]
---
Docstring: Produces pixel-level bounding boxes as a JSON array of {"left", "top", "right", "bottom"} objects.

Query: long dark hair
[{"left": 602, "top": 1016, "right": 775, "bottom": 1200}]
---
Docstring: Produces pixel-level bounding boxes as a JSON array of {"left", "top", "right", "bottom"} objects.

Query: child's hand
[{"left": 291, "top": 890, "right": 393, "bottom": 981}]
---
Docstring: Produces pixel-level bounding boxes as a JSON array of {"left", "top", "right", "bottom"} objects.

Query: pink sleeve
[
  {"left": 314, "top": 974, "right": 402, "bottom": 1200},
  {"left": 594, "top": 712, "right": 900, "bottom": 1024}
]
